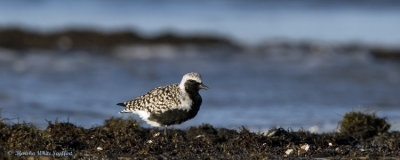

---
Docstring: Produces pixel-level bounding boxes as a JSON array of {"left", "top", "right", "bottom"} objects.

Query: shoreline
[
  {"left": 1, "top": 27, "right": 400, "bottom": 61},
  {"left": 0, "top": 27, "right": 240, "bottom": 51}
]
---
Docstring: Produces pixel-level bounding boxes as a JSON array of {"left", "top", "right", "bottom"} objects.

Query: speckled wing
[{"left": 119, "top": 84, "right": 182, "bottom": 113}]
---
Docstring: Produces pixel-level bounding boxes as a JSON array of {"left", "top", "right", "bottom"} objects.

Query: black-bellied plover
[{"left": 117, "top": 72, "right": 208, "bottom": 128}]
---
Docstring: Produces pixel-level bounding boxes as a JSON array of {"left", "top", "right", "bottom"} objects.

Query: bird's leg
[{"left": 164, "top": 126, "right": 168, "bottom": 142}]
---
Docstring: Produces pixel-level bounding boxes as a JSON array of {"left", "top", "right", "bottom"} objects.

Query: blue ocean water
[
  {"left": 0, "top": 0, "right": 400, "bottom": 132},
  {"left": 0, "top": 0, "right": 400, "bottom": 46}
]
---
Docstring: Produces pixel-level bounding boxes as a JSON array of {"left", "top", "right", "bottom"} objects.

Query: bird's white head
[{"left": 179, "top": 72, "right": 208, "bottom": 91}]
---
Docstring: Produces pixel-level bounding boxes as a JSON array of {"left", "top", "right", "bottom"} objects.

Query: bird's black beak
[{"left": 199, "top": 83, "right": 209, "bottom": 90}]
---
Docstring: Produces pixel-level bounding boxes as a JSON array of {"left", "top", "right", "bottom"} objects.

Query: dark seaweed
[{"left": 1, "top": 113, "right": 399, "bottom": 159}]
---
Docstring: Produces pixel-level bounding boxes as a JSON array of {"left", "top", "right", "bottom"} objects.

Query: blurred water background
[{"left": 1, "top": 0, "right": 400, "bottom": 132}]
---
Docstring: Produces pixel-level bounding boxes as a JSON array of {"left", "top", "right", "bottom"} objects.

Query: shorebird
[{"left": 117, "top": 72, "right": 208, "bottom": 129}]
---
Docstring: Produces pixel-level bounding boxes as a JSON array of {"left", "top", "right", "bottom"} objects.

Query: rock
[
  {"left": 285, "top": 149, "right": 294, "bottom": 156},
  {"left": 298, "top": 144, "right": 310, "bottom": 155}
]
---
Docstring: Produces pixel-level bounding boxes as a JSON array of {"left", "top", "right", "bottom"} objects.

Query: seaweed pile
[{"left": 1, "top": 112, "right": 399, "bottom": 159}]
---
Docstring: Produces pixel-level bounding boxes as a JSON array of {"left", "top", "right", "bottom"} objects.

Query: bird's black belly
[
  {"left": 149, "top": 108, "right": 199, "bottom": 126},
  {"left": 149, "top": 81, "right": 203, "bottom": 126}
]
